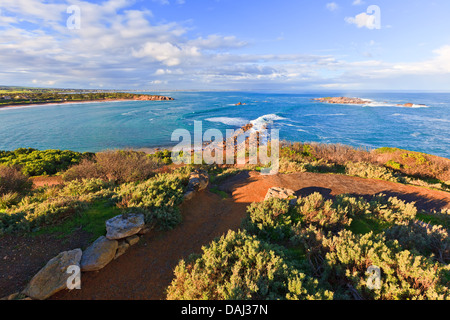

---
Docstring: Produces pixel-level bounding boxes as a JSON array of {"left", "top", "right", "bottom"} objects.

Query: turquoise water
[{"left": 0, "top": 92, "right": 449, "bottom": 158}]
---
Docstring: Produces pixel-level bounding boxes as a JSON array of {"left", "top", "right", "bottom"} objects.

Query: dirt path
[{"left": 43, "top": 172, "right": 449, "bottom": 300}]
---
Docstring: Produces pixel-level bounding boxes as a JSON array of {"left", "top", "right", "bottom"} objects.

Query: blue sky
[{"left": 1, "top": 0, "right": 450, "bottom": 91}]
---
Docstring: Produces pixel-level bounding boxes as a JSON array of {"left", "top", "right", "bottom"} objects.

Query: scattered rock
[
  {"left": 106, "top": 213, "right": 145, "bottom": 240},
  {"left": 265, "top": 187, "right": 297, "bottom": 205},
  {"left": 183, "top": 190, "right": 195, "bottom": 201},
  {"left": 126, "top": 235, "right": 140, "bottom": 246},
  {"left": 114, "top": 240, "right": 130, "bottom": 260},
  {"left": 22, "top": 249, "right": 82, "bottom": 300},
  {"left": 80, "top": 236, "right": 118, "bottom": 272},
  {"left": 184, "top": 169, "right": 209, "bottom": 200},
  {"left": 1, "top": 292, "right": 30, "bottom": 300}
]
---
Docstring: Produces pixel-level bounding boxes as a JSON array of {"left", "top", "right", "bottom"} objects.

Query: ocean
[{"left": 0, "top": 91, "right": 449, "bottom": 158}]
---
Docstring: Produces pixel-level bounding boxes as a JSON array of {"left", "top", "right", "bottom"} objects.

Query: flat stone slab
[
  {"left": 22, "top": 249, "right": 82, "bottom": 300},
  {"left": 106, "top": 213, "right": 145, "bottom": 240},
  {"left": 264, "top": 187, "right": 297, "bottom": 205},
  {"left": 81, "top": 236, "right": 118, "bottom": 272},
  {"left": 126, "top": 235, "right": 140, "bottom": 246}
]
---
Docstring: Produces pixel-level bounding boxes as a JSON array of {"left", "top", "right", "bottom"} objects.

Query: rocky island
[
  {"left": 313, "top": 97, "right": 370, "bottom": 105},
  {"left": 314, "top": 97, "right": 424, "bottom": 108}
]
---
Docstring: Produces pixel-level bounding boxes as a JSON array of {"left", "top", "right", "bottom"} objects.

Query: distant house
[{"left": 4, "top": 96, "right": 11, "bottom": 100}]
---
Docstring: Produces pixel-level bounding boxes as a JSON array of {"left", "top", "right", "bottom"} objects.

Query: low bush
[
  {"left": 0, "top": 179, "right": 114, "bottom": 235},
  {"left": 295, "top": 192, "right": 351, "bottom": 230},
  {"left": 166, "top": 230, "right": 333, "bottom": 300},
  {"left": 0, "top": 148, "right": 88, "bottom": 176},
  {"left": 322, "top": 230, "right": 449, "bottom": 300},
  {"left": 169, "top": 190, "right": 449, "bottom": 300},
  {"left": 114, "top": 167, "right": 191, "bottom": 230},
  {"left": 63, "top": 150, "right": 161, "bottom": 184},
  {"left": 243, "top": 198, "right": 295, "bottom": 241},
  {"left": 344, "top": 162, "right": 403, "bottom": 183},
  {"left": 0, "top": 165, "right": 32, "bottom": 196},
  {"left": 385, "top": 220, "right": 449, "bottom": 263}
]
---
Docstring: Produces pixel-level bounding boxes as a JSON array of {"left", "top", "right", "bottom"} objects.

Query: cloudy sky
[{"left": 1, "top": 0, "right": 450, "bottom": 91}]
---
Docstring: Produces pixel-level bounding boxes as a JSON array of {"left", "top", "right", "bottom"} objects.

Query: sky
[{"left": 1, "top": 0, "right": 450, "bottom": 91}]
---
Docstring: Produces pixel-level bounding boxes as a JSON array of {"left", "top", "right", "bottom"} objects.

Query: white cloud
[
  {"left": 326, "top": 2, "right": 338, "bottom": 11},
  {"left": 352, "top": 0, "right": 364, "bottom": 5},
  {"left": 345, "top": 12, "right": 376, "bottom": 29},
  {"left": 0, "top": 0, "right": 449, "bottom": 90}
]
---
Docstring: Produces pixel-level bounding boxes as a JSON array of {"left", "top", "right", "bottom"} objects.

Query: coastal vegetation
[
  {"left": 279, "top": 142, "right": 450, "bottom": 192},
  {"left": 1, "top": 143, "right": 449, "bottom": 300},
  {"left": 0, "top": 148, "right": 90, "bottom": 176},
  {"left": 0, "top": 149, "right": 190, "bottom": 236},
  {"left": 167, "top": 194, "right": 450, "bottom": 300}
]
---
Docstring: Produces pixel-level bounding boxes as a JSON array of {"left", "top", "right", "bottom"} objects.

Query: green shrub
[
  {"left": 345, "top": 162, "right": 403, "bottom": 183},
  {"left": 369, "top": 194, "right": 417, "bottom": 224},
  {"left": 61, "top": 178, "right": 113, "bottom": 197},
  {"left": 0, "top": 149, "right": 88, "bottom": 176},
  {"left": 114, "top": 167, "right": 190, "bottom": 230},
  {"left": 0, "top": 192, "right": 22, "bottom": 210},
  {"left": 0, "top": 178, "right": 114, "bottom": 235},
  {"left": 166, "top": 230, "right": 333, "bottom": 300},
  {"left": 322, "top": 230, "right": 449, "bottom": 300},
  {"left": 149, "top": 149, "right": 173, "bottom": 165},
  {"left": 243, "top": 198, "right": 295, "bottom": 241},
  {"left": 295, "top": 193, "right": 352, "bottom": 230},
  {"left": 385, "top": 220, "right": 449, "bottom": 263},
  {"left": 0, "top": 196, "right": 89, "bottom": 235}
]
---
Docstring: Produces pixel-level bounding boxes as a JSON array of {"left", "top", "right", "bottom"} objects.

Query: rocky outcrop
[
  {"left": 106, "top": 213, "right": 145, "bottom": 240},
  {"left": 80, "top": 236, "right": 118, "bottom": 272},
  {"left": 265, "top": 187, "right": 297, "bottom": 206},
  {"left": 313, "top": 97, "right": 370, "bottom": 105},
  {"left": 22, "top": 249, "right": 82, "bottom": 300}
]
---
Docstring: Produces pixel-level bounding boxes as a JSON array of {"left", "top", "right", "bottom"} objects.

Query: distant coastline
[{"left": 0, "top": 94, "right": 174, "bottom": 110}]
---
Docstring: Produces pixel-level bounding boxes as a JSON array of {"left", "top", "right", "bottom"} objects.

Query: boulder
[
  {"left": 183, "top": 170, "right": 209, "bottom": 201},
  {"left": 106, "top": 213, "right": 145, "bottom": 240},
  {"left": 265, "top": 187, "right": 297, "bottom": 205},
  {"left": 22, "top": 249, "right": 82, "bottom": 300},
  {"left": 126, "top": 235, "right": 140, "bottom": 246},
  {"left": 187, "top": 170, "right": 209, "bottom": 192},
  {"left": 81, "top": 236, "right": 118, "bottom": 272},
  {"left": 114, "top": 240, "right": 130, "bottom": 260}
]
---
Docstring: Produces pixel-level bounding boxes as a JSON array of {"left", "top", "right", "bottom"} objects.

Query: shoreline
[{"left": 0, "top": 96, "right": 174, "bottom": 110}]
